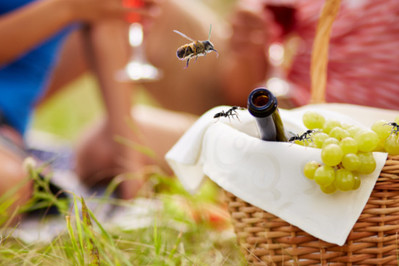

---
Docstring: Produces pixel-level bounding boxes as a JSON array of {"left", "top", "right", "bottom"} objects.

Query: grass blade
[
  {"left": 81, "top": 197, "right": 100, "bottom": 266},
  {"left": 65, "top": 215, "right": 84, "bottom": 265},
  {"left": 73, "top": 194, "right": 85, "bottom": 264}
]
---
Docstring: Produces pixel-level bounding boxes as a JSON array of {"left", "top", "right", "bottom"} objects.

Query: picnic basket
[{"left": 225, "top": 0, "right": 399, "bottom": 264}]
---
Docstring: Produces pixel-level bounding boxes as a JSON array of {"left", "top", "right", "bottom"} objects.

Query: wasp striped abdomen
[{"left": 176, "top": 45, "right": 194, "bottom": 60}]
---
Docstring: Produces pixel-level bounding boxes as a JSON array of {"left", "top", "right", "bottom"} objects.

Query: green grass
[
  {"left": 1, "top": 74, "right": 244, "bottom": 265},
  {"left": 0, "top": 170, "right": 244, "bottom": 265}
]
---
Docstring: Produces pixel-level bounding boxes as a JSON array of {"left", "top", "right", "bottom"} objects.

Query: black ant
[
  {"left": 386, "top": 122, "right": 399, "bottom": 134},
  {"left": 289, "top": 130, "right": 315, "bottom": 142},
  {"left": 214, "top": 106, "right": 242, "bottom": 121}
]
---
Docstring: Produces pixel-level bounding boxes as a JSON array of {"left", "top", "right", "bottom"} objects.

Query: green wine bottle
[{"left": 247, "top": 87, "right": 287, "bottom": 142}]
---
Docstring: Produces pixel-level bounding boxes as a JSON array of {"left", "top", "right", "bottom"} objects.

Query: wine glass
[{"left": 116, "top": 0, "right": 161, "bottom": 82}]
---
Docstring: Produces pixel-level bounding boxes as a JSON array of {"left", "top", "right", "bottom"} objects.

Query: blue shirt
[{"left": 0, "top": 0, "right": 74, "bottom": 134}]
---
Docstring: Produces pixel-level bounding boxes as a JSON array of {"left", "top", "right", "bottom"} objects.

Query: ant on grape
[
  {"left": 386, "top": 122, "right": 399, "bottom": 134},
  {"left": 289, "top": 129, "right": 315, "bottom": 143},
  {"left": 214, "top": 106, "right": 243, "bottom": 121}
]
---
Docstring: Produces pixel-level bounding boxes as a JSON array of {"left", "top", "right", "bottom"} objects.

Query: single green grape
[
  {"left": 303, "top": 161, "right": 320, "bottom": 179},
  {"left": 342, "top": 153, "right": 361, "bottom": 171},
  {"left": 352, "top": 175, "right": 361, "bottom": 190},
  {"left": 339, "top": 137, "right": 358, "bottom": 154},
  {"left": 355, "top": 130, "right": 379, "bottom": 152},
  {"left": 304, "top": 141, "right": 317, "bottom": 148},
  {"left": 357, "top": 152, "right": 376, "bottom": 174},
  {"left": 335, "top": 168, "right": 355, "bottom": 191},
  {"left": 321, "top": 144, "right": 344, "bottom": 166},
  {"left": 384, "top": 132, "right": 399, "bottom": 155},
  {"left": 347, "top": 126, "right": 364, "bottom": 138},
  {"left": 371, "top": 120, "right": 392, "bottom": 140},
  {"left": 329, "top": 127, "right": 350, "bottom": 141},
  {"left": 313, "top": 132, "right": 330, "bottom": 148},
  {"left": 320, "top": 183, "right": 337, "bottom": 194},
  {"left": 303, "top": 111, "right": 326, "bottom": 129},
  {"left": 321, "top": 137, "right": 340, "bottom": 148},
  {"left": 314, "top": 165, "right": 335, "bottom": 186},
  {"left": 323, "top": 120, "right": 342, "bottom": 134},
  {"left": 374, "top": 139, "right": 386, "bottom": 152}
]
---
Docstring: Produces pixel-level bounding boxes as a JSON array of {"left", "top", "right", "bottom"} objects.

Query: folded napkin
[{"left": 165, "top": 104, "right": 390, "bottom": 245}]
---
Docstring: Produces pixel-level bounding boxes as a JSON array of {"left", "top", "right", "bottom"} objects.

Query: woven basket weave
[
  {"left": 226, "top": 155, "right": 399, "bottom": 265},
  {"left": 224, "top": 0, "right": 399, "bottom": 264}
]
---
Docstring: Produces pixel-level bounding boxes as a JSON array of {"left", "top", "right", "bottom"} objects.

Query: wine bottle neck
[{"left": 247, "top": 88, "right": 278, "bottom": 118}]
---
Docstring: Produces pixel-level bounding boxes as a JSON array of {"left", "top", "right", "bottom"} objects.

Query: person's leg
[
  {"left": 119, "top": 105, "right": 197, "bottom": 198},
  {"left": 74, "top": 105, "right": 196, "bottom": 199},
  {"left": 73, "top": 20, "right": 148, "bottom": 198},
  {"left": 0, "top": 127, "right": 32, "bottom": 225},
  {"left": 131, "top": 105, "right": 197, "bottom": 168},
  {"left": 35, "top": 21, "right": 143, "bottom": 194}
]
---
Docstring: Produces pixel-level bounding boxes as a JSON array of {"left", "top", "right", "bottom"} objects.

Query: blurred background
[{"left": 31, "top": 0, "right": 238, "bottom": 142}]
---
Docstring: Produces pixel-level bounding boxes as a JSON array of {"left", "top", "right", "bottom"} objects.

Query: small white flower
[{"left": 22, "top": 157, "right": 37, "bottom": 172}]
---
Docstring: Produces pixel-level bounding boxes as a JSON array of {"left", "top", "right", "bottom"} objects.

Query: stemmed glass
[{"left": 117, "top": 0, "right": 161, "bottom": 82}]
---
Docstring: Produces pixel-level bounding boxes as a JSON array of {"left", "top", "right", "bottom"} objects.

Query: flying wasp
[{"left": 173, "top": 25, "right": 218, "bottom": 68}]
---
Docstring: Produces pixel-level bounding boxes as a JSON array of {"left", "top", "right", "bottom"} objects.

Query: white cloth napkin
[{"left": 165, "top": 103, "right": 391, "bottom": 246}]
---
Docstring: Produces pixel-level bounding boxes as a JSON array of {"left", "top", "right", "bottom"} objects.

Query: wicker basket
[
  {"left": 224, "top": 0, "right": 399, "bottom": 264},
  {"left": 226, "top": 155, "right": 399, "bottom": 265}
]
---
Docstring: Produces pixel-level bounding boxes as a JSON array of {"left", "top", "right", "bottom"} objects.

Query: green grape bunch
[{"left": 298, "top": 111, "right": 399, "bottom": 194}]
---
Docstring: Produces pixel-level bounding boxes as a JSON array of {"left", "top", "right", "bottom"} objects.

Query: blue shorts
[{"left": 0, "top": 1, "right": 75, "bottom": 135}]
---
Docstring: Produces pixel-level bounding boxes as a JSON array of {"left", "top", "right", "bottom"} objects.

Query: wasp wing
[{"left": 173, "top": 30, "right": 195, "bottom": 42}]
